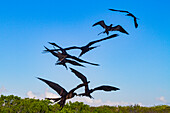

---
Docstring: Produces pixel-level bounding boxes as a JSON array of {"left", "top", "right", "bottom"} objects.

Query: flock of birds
[{"left": 37, "top": 9, "right": 139, "bottom": 110}]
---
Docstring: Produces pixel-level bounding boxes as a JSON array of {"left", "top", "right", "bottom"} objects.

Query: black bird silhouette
[
  {"left": 44, "top": 46, "right": 67, "bottom": 62},
  {"left": 37, "top": 77, "right": 85, "bottom": 110},
  {"left": 109, "top": 9, "right": 139, "bottom": 28},
  {"left": 48, "top": 42, "right": 99, "bottom": 66},
  {"left": 92, "top": 20, "right": 129, "bottom": 35},
  {"left": 44, "top": 46, "right": 85, "bottom": 69},
  {"left": 70, "top": 68, "right": 120, "bottom": 99},
  {"left": 56, "top": 58, "right": 85, "bottom": 70},
  {"left": 47, "top": 34, "right": 118, "bottom": 57}
]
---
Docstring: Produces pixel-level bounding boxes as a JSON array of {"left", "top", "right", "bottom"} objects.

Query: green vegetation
[{"left": 0, "top": 95, "right": 170, "bottom": 113}]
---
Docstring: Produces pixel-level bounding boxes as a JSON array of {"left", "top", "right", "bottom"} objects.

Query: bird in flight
[
  {"left": 37, "top": 77, "right": 85, "bottom": 110},
  {"left": 92, "top": 20, "right": 129, "bottom": 35},
  {"left": 44, "top": 46, "right": 85, "bottom": 69},
  {"left": 109, "top": 9, "right": 139, "bottom": 28},
  {"left": 55, "top": 58, "right": 85, "bottom": 70},
  {"left": 47, "top": 34, "right": 118, "bottom": 57},
  {"left": 70, "top": 68, "right": 120, "bottom": 99},
  {"left": 48, "top": 42, "right": 99, "bottom": 66}
]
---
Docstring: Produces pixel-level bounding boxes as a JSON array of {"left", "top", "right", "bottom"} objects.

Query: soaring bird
[
  {"left": 56, "top": 58, "right": 85, "bottom": 70},
  {"left": 92, "top": 20, "right": 129, "bottom": 35},
  {"left": 37, "top": 77, "right": 85, "bottom": 110},
  {"left": 109, "top": 9, "right": 139, "bottom": 28},
  {"left": 47, "top": 34, "right": 118, "bottom": 57},
  {"left": 70, "top": 68, "right": 120, "bottom": 99},
  {"left": 48, "top": 42, "right": 99, "bottom": 66},
  {"left": 44, "top": 46, "right": 85, "bottom": 69}
]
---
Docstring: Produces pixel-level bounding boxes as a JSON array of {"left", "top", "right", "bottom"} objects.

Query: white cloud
[
  {"left": 26, "top": 88, "right": 59, "bottom": 99},
  {"left": 0, "top": 86, "right": 7, "bottom": 94},
  {"left": 156, "top": 96, "right": 166, "bottom": 103},
  {"left": 26, "top": 91, "right": 37, "bottom": 98},
  {"left": 45, "top": 88, "right": 59, "bottom": 98},
  {"left": 69, "top": 96, "right": 143, "bottom": 107}
]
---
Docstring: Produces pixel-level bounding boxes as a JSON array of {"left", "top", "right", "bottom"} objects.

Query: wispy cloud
[
  {"left": 45, "top": 88, "right": 59, "bottom": 98},
  {"left": 70, "top": 96, "right": 143, "bottom": 106},
  {"left": 26, "top": 91, "right": 37, "bottom": 98},
  {"left": 156, "top": 96, "right": 167, "bottom": 103},
  {"left": 26, "top": 88, "right": 59, "bottom": 99},
  {"left": 0, "top": 86, "right": 7, "bottom": 94}
]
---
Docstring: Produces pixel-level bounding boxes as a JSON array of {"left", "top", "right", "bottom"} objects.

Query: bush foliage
[{"left": 0, "top": 95, "right": 170, "bottom": 113}]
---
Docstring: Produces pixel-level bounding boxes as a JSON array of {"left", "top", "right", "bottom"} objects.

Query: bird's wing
[
  {"left": 48, "top": 42, "right": 63, "bottom": 49},
  {"left": 58, "top": 97, "right": 66, "bottom": 110},
  {"left": 66, "top": 59, "right": 85, "bottom": 67},
  {"left": 48, "top": 42, "right": 69, "bottom": 55},
  {"left": 45, "top": 97, "right": 61, "bottom": 102},
  {"left": 67, "top": 55, "right": 99, "bottom": 66},
  {"left": 55, "top": 60, "right": 68, "bottom": 70},
  {"left": 111, "top": 25, "right": 129, "bottom": 35},
  {"left": 44, "top": 46, "right": 50, "bottom": 51},
  {"left": 43, "top": 46, "right": 52, "bottom": 53},
  {"left": 90, "top": 85, "right": 120, "bottom": 93},
  {"left": 109, "top": 9, "right": 129, "bottom": 13},
  {"left": 92, "top": 20, "right": 107, "bottom": 29},
  {"left": 43, "top": 48, "right": 60, "bottom": 52},
  {"left": 44, "top": 46, "right": 60, "bottom": 58},
  {"left": 70, "top": 68, "right": 88, "bottom": 83},
  {"left": 69, "top": 83, "right": 86, "bottom": 93},
  {"left": 87, "top": 34, "right": 119, "bottom": 46},
  {"left": 134, "top": 17, "right": 138, "bottom": 28},
  {"left": 43, "top": 49, "right": 60, "bottom": 54},
  {"left": 37, "top": 77, "right": 68, "bottom": 96},
  {"left": 64, "top": 46, "right": 81, "bottom": 50}
]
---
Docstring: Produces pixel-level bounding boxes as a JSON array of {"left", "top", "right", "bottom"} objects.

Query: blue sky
[{"left": 0, "top": 0, "right": 170, "bottom": 106}]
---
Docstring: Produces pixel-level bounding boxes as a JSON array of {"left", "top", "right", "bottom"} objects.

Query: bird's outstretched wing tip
[{"left": 69, "top": 67, "right": 74, "bottom": 71}]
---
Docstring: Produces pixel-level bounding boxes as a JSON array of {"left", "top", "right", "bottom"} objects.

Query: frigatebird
[
  {"left": 56, "top": 58, "right": 85, "bottom": 70},
  {"left": 109, "top": 9, "right": 139, "bottom": 28},
  {"left": 48, "top": 42, "right": 99, "bottom": 66},
  {"left": 44, "top": 46, "right": 85, "bottom": 69},
  {"left": 37, "top": 77, "right": 85, "bottom": 110},
  {"left": 92, "top": 20, "right": 129, "bottom": 35},
  {"left": 47, "top": 34, "right": 118, "bottom": 57},
  {"left": 70, "top": 68, "right": 120, "bottom": 99}
]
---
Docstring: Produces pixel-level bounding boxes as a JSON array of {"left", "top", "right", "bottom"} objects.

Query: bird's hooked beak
[
  {"left": 75, "top": 93, "right": 78, "bottom": 96},
  {"left": 55, "top": 61, "right": 60, "bottom": 64}
]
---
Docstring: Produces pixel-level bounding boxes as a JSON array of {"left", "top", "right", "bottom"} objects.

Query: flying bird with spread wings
[
  {"left": 37, "top": 77, "right": 85, "bottom": 110},
  {"left": 44, "top": 46, "right": 85, "bottom": 69},
  {"left": 92, "top": 20, "right": 129, "bottom": 35},
  {"left": 46, "top": 34, "right": 118, "bottom": 57},
  {"left": 109, "top": 9, "right": 139, "bottom": 28},
  {"left": 70, "top": 68, "right": 120, "bottom": 99},
  {"left": 48, "top": 42, "right": 99, "bottom": 66}
]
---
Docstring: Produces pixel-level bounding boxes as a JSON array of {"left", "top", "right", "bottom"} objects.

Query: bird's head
[
  {"left": 73, "top": 93, "right": 77, "bottom": 97},
  {"left": 86, "top": 81, "right": 90, "bottom": 85},
  {"left": 110, "top": 24, "right": 113, "bottom": 27}
]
